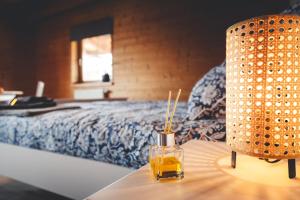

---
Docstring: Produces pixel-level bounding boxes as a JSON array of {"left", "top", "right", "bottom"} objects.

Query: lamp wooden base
[
  {"left": 231, "top": 151, "right": 297, "bottom": 179},
  {"left": 231, "top": 151, "right": 236, "bottom": 168},
  {"left": 288, "top": 159, "right": 296, "bottom": 179}
]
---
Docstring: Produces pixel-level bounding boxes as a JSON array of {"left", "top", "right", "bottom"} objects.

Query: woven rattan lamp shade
[{"left": 226, "top": 15, "right": 300, "bottom": 159}]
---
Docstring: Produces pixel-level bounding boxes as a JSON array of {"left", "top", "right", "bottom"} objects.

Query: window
[
  {"left": 80, "top": 34, "right": 112, "bottom": 82},
  {"left": 70, "top": 17, "right": 113, "bottom": 83}
]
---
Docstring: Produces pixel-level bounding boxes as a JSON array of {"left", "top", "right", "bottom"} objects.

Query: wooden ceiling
[
  {"left": 0, "top": 0, "right": 47, "bottom": 23},
  {"left": 0, "top": 0, "right": 99, "bottom": 25}
]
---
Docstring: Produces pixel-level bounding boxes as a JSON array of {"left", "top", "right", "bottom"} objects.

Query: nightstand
[{"left": 86, "top": 140, "right": 300, "bottom": 200}]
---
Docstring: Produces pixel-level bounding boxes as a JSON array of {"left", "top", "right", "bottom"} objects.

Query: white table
[{"left": 86, "top": 140, "right": 300, "bottom": 200}]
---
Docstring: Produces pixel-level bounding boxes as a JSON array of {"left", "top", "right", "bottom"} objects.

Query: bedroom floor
[{"left": 0, "top": 176, "right": 72, "bottom": 200}]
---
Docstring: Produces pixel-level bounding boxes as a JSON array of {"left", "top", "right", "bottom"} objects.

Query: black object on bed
[{"left": 0, "top": 96, "right": 56, "bottom": 109}]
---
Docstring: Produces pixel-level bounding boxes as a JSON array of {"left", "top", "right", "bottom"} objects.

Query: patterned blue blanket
[{"left": 0, "top": 101, "right": 225, "bottom": 169}]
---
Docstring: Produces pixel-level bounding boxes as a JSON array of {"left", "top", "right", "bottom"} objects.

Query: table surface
[{"left": 86, "top": 140, "right": 300, "bottom": 200}]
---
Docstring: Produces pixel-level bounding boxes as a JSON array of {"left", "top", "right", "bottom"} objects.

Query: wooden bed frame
[{"left": 0, "top": 143, "right": 133, "bottom": 200}]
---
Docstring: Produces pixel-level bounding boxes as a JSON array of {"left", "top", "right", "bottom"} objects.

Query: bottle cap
[{"left": 157, "top": 132, "right": 175, "bottom": 146}]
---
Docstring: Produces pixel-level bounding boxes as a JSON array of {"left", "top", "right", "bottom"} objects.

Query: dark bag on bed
[{"left": 0, "top": 96, "right": 56, "bottom": 109}]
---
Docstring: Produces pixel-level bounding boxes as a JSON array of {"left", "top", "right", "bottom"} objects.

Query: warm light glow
[
  {"left": 218, "top": 155, "right": 300, "bottom": 186},
  {"left": 226, "top": 15, "right": 300, "bottom": 159}
]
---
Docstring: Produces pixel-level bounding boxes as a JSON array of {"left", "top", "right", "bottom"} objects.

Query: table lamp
[{"left": 226, "top": 15, "right": 300, "bottom": 179}]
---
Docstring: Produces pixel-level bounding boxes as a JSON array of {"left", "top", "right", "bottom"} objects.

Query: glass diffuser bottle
[{"left": 150, "top": 132, "right": 184, "bottom": 180}]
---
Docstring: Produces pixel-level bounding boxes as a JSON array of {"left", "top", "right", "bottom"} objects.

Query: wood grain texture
[
  {"left": 0, "top": 0, "right": 288, "bottom": 100},
  {"left": 0, "top": 19, "right": 36, "bottom": 95},
  {"left": 86, "top": 140, "right": 300, "bottom": 200},
  {"left": 0, "top": 19, "right": 16, "bottom": 90}
]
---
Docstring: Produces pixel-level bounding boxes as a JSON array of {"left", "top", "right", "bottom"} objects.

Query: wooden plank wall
[
  {"left": 0, "top": 19, "right": 36, "bottom": 95},
  {"left": 35, "top": 0, "right": 214, "bottom": 100},
  {"left": 1, "top": 0, "right": 288, "bottom": 100},
  {"left": 0, "top": 19, "right": 16, "bottom": 90}
]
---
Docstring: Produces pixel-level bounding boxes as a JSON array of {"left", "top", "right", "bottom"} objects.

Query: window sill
[{"left": 72, "top": 81, "right": 113, "bottom": 89}]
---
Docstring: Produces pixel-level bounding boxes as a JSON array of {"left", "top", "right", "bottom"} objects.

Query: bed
[{"left": 0, "top": 100, "right": 225, "bottom": 168}]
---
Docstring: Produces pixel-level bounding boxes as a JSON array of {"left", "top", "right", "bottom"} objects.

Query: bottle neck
[{"left": 157, "top": 132, "right": 175, "bottom": 146}]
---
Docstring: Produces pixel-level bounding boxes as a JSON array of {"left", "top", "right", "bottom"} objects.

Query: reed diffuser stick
[
  {"left": 167, "top": 89, "right": 181, "bottom": 133},
  {"left": 164, "top": 91, "right": 172, "bottom": 132}
]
